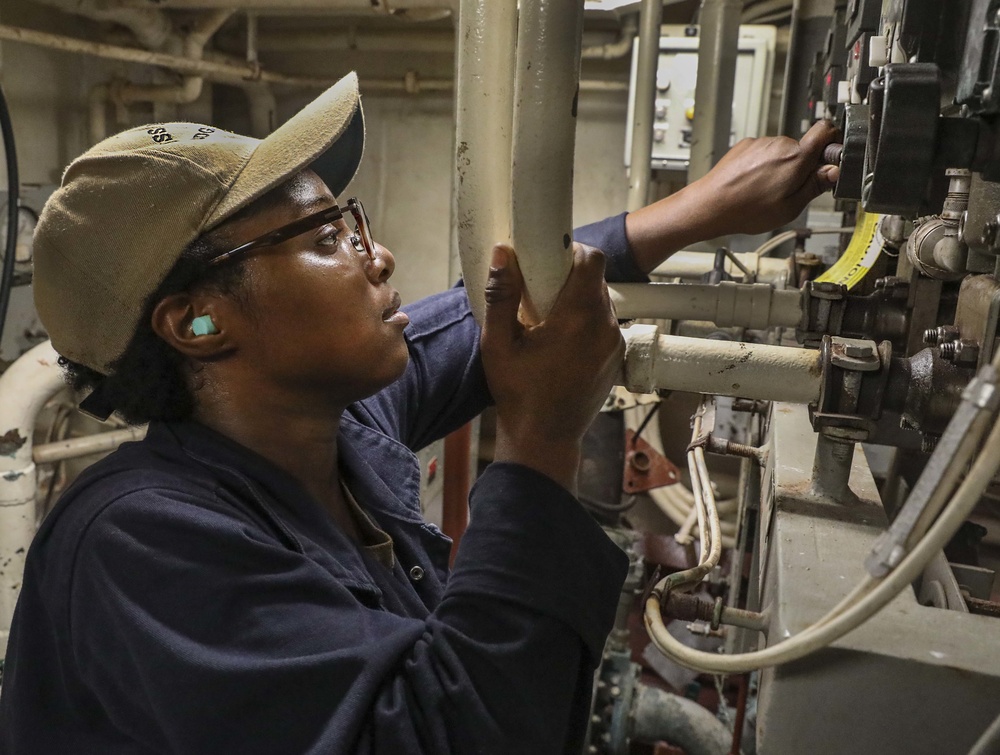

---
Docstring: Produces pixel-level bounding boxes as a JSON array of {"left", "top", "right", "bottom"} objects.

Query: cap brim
[{"left": 206, "top": 71, "right": 365, "bottom": 228}]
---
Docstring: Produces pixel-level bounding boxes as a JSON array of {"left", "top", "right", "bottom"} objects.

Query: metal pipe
[
  {"left": 0, "top": 341, "right": 66, "bottom": 655},
  {"left": 243, "top": 83, "right": 277, "bottom": 137},
  {"left": 620, "top": 326, "right": 823, "bottom": 403},
  {"left": 452, "top": 0, "right": 516, "bottom": 322},
  {"left": 778, "top": 0, "right": 834, "bottom": 137},
  {"left": 113, "top": 9, "right": 232, "bottom": 107},
  {"left": 631, "top": 685, "right": 733, "bottom": 755},
  {"left": 582, "top": 14, "right": 638, "bottom": 60},
  {"left": 608, "top": 281, "right": 803, "bottom": 328},
  {"left": 510, "top": 0, "right": 584, "bottom": 323},
  {"left": 442, "top": 423, "right": 472, "bottom": 566},
  {"left": 33, "top": 427, "right": 147, "bottom": 465},
  {"left": 653, "top": 251, "right": 790, "bottom": 283},
  {"left": 626, "top": 0, "right": 663, "bottom": 212},
  {"left": 33, "top": 0, "right": 173, "bottom": 50},
  {"left": 113, "top": 0, "right": 456, "bottom": 9},
  {"left": 88, "top": 83, "right": 109, "bottom": 144},
  {"left": 688, "top": 0, "right": 743, "bottom": 181}
]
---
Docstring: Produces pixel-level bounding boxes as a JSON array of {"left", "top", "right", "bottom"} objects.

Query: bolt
[
  {"left": 900, "top": 416, "right": 918, "bottom": 431},
  {"left": 939, "top": 342, "right": 958, "bottom": 361},
  {"left": 982, "top": 219, "right": 999, "bottom": 247},
  {"left": 923, "top": 328, "right": 939, "bottom": 345},
  {"left": 844, "top": 343, "right": 874, "bottom": 358},
  {"left": 921, "top": 434, "right": 939, "bottom": 454}
]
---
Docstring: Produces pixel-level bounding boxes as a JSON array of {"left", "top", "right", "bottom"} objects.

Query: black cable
[
  {"left": 631, "top": 401, "right": 661, "bottom": 446},
  {"left": 0, "top": 83, "right": 19, "bottom": 348}
]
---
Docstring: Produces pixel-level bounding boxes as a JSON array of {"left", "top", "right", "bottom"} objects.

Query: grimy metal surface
[{"left": 752, "top": 404, "right": 1000, "bottom": 754}]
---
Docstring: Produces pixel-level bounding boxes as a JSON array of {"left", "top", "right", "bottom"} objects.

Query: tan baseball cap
[{"left": 33, "top": 71, "right": 365, "bottom": 375}]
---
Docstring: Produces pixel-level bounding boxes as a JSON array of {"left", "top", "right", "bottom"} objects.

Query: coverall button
[{"left": 409, "top": 565, "right": 425, "bottom": 581}]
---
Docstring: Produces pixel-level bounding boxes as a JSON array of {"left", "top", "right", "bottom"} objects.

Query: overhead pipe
[
  {"left": 620, "top": 325, "right": 823, "bottom": 404},
  {"left": 626, "top": 0, "right": 664, "bottom": 212},
  {"left": 242, "top": 83, "right": 277, "bottom": 137},
  {"left": 688, "top": 0, "right": 743, "bottom": 182},
  {"left": 608, "top": 281, "right": 803, "bottom": 328},
  {"left": 33, "top": 0, "right": 173, "bottom": 50},
  {"left": 510, "top": 0, "right": 585, "bottom": 322},
  {"left": 111, "top": 0, "right": 457, "bottom": 10},
  {"left": 113, "top": 9, "right": 233, "bottom": 107},
  {"left": 0, "top": 341, "right": 67, "bottom": 656}
]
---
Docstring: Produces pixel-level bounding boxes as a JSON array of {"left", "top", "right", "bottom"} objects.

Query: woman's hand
[
  {"left": 480, "top": 243, "right": 624, "bottom": 494},
  {"left": 625, "top": 120, "right": 842, "bottom": 273}
]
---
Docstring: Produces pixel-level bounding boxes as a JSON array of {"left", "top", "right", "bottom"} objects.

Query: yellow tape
[{"left": 815, "top": 210, "right": 882, "bottom": 290}]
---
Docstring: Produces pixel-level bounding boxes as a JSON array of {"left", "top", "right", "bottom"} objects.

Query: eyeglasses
[{"left": 206, "top": 197, "right": 375, "bottom": 267}]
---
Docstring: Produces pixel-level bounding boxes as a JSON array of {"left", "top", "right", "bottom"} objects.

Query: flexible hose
[
  {"left": 645, "top": 350, "right": 1000, "bottom": 671},
  {"left": 753, "top": 230, "right": 797, "bottom": 258},
  {"left": 0, "top": 84, "right": 18, "bottom": 348},
  {"left": 644, "top": 392, "right": 1000, "bottom": 672}
]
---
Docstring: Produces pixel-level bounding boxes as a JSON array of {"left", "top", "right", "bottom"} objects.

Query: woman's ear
[{"left": 151, "top": 293, "right": 235, "bottom": 362}]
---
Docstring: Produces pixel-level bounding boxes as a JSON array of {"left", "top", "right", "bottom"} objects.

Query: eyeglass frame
[{"left": 205, "top": 196, "right": 375, "bottom": 267}]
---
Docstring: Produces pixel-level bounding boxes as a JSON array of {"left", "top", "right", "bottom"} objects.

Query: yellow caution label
[{"left": 815, "top": 210, "right": 882, "bottom": 290}]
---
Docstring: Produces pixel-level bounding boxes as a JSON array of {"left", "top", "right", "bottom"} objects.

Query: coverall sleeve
[
  {"left": 69, "top": 464, "right": 629, "bottom": 755},
  {"left": 354, "top": 212, "right": 647, "bottom": 451}
]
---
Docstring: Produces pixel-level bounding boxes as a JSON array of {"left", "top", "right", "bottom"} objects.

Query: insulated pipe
[
  {"left": 33, "top": 0, "right": 173, "bottom": 50},
  {"left": 653, "top": 251, "right": 790, "bottom": 283},
  {"left": 631, "top": 685, "right": 732, "bottom": 755},
  {"left": 582, "top": 15, "right": 638, "bottom": 60},
  {"left": 242, "top": 83, "right": 277, "bottom": 137},
  {"left": 510, "top": 0, "right": 584, "bottom": 322},
  {"left": 88, "top": 83, "right": 110, "bottom": 144},
  {"left": 688, "top": 0, "right": 743, "bottom": 181},
  {"left": 33, "top": 427, "right": 147, "bottom": 465},
  {"left": 114, "top": 9, "right": 233, "bottom": 107},
  {"left": 608, "top": 281, "right": 803, "bottom": 328},
  {"left": 620, "top": 326, "right": 823, "bottom": 403},
  {"left": 626, "top": 0, "right": 664, "bottom": 212},
  {"left": 0, "top": 341, "right": 66, "bottom": 654},
  {"left": 452, "top": 0, "right": 516, "bottom": 323}
]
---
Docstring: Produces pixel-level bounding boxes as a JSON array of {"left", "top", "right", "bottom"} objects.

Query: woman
[{"left": 0, "top": 72, "right": 838, "bottom": 753}]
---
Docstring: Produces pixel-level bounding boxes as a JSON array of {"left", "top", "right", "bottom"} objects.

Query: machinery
[{"left": 582, "top": 2, "right": 1000, "bottom": 753}]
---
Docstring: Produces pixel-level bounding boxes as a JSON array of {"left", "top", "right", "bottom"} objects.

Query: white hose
[
  {"left": 753, "top": 230, "right": 798, "bottom": 257},
  {"left": 644, "top": 386, "right": 1000, "bottom": 673}
]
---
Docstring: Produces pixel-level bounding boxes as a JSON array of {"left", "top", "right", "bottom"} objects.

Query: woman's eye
[{"left": 316, "top": 225, "right": 341, "bottom": 247}]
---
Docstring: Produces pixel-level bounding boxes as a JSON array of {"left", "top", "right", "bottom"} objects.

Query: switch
[
  {"left": 869, "top": 35, "right": 888, "bottom": 67},
  {"left": 837, "top": 80, "right": 852, "bottom": 104},
  {"left": 654, "top": 128, "right": 666, "bottom": 143},
  {"left": 655, "top": 105, "right": 667, "bottom": 120},
  {"left": 685, "top": 104, "right": 695, "bottom": 121},
  {"left": 656, "top": 70, "right": 671, "bottom": 91}
]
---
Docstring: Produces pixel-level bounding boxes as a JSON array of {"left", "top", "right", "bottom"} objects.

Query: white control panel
[{"left": 625, "top": 25, "right": 777, "bottom": 171}]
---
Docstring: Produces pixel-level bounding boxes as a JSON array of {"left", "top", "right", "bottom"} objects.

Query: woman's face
[{"left": 213, "top": 170, "right": 410, "bottom": 407}]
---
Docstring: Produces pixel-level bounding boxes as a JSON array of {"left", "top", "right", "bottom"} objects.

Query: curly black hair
[{"left": 58, "top": 178, "right": 299, "bottom": 425}]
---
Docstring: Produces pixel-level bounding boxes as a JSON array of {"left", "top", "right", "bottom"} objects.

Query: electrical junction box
[{"left": 625, "top": 25, "right": 777, "bottom": 171}]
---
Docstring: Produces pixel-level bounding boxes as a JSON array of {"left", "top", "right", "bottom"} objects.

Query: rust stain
[{"left": 0, "top": 429, "right": 27, "bottom": 457}]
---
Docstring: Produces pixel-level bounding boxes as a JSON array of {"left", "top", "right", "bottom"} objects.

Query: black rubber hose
[{"left": 0, "top": 83, "right": 18, "bottom": 349}]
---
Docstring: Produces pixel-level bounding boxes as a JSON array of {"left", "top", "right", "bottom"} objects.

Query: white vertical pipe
[
  {"left": 0, "top": 341, "right": 66, "bottom": 655},
  {"left": 510, "top": 0, "right": 585, "bottom": 323},
  {"left": 453, "top": 0, "right": 517, "bottom": 323},
  {"left": 627, "top": 0, "right": 664, "bottom": 212},
  {"left": 688, "top": 0, "right": 742, "bottom": 181}
]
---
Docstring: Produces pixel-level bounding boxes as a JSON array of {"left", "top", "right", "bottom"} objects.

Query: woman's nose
[{"left": 367, "top": 242, "right": 395, "bottom": 282}]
